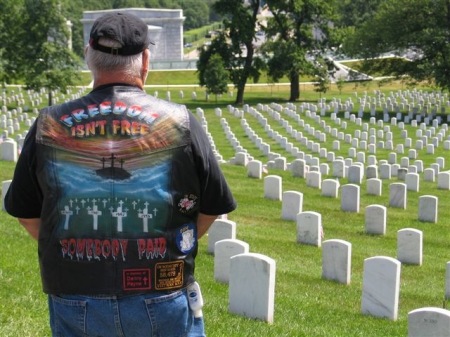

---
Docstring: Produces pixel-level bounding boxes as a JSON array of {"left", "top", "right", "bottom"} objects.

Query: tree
[
  {"left": 202, "top": 54, "right": 229, "bottom": 102},
  {"left": 335, "top": 0, "right": 383, "bottom": 28},
  {"left": 198, "top": 0, "right": 263, "bottom": 105},
  {"left": 20, "top": 0, "right": 81, "bottom": 105},
  {"left": 342, "top": 0, "right": 450, "bottom": 90},
  {"left": 181, "top": 0, "right": 209, "bottom": 30},
  {"left": 0, "top": 0, "right": 25, "bottom": 84},
  {"left": 263, "top": 0, "right": 339, "bottom": 101}
]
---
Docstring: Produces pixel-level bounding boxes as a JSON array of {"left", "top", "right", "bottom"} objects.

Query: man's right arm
[{"left": 18, "top": 218, "right": 41, "bottom": 240}]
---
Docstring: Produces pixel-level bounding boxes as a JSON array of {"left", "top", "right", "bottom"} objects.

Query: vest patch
[
  {"left": 123, "top": 269, "right": 151, "bottom": 291},
  {"left": 155, "top": 261, "right": 184, "bottom": 290}
]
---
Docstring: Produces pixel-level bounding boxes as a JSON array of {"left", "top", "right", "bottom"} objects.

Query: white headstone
[
  {"left": 229, "top": 253, "right": 276, "bottom": 323},
  {"left": 306, "top": 171, "right": 322, "bottom": 189},
  {"left": 365, "top": 205, "right": 387, "bottom": 235},
  {"left": 361, "top": 256, "right": 401, "bottom": 321},
  {"left": 291, "top": 159, "right": 308, "bottom": 178},
  {"left": 296, "top": 211, "right": 322, "bottom": 247},
  {"left": 214, "top": 239, "right": 249, "bottom": 283},
  {"left": 322, "top": 239, "right": 351, "bottom": 285},
  {"left": 366, "top": 178, "right": 382, "bottom": 196},
  {"left": 405, "top": 173, "right": 420, "bottom": 192},
  {"left": 207, "top": 219, "right": 237, "bottom": 254},
  {"left": 1, "top": 138, "right": 17, "bottom": 162},
  {"left": 418, "top": 195, "right": 438, "bottom": 223},
  {"left": 281, "top": 191, "right": 303, "bottom": 221},
  {"left": 397, "top": 228, "right": 422, "bottom": 265},
  {"left": 437, "top": 172, "right": 450, "bottom": 190},
  {"left": 341, "top": 184, "right": 360, "bottom": 212},
  {"left": 389, "top": 183, "right": 407, "bottom": 209},
  {"left": 408, "top": 307, "right": 450, "bottom": 337},
  {"left": 247, "top": 160, "right": 263, "bottom": 179},
  {"left": 2, "top": 180, "right": 12, "bottom": 211},
  {"left": 264, "top": 175, "right": 282, "bottom": 201},
  {"left": 321, "top": 179, "right": 340, "bottom": 198}
]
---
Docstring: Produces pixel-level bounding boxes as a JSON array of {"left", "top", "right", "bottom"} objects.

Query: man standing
[{"left": 5, "top": 11, "right": 236, "bottom": 337}]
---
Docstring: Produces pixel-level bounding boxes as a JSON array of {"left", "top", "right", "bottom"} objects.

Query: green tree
[
  {"left": 335, "top": 0, "right": 383, "bottom": 28},
  {"left": 0, "top": 0, "right": 25, "bottom": 84},
  {"left": 263, "top": 0, "right": 339, "bottom": 101},
  {"left": 181, "top": 0, "right": 209, "bottom": 30},
  {"left": 20, "top": 0, "right": 81, "bottom": 105},
  {"left": 203, "top": 53, "right": 229, "bottom": 102},
  {"left": 343, "top": 0, "right": 450, "bottom": 90},
  {"left": 198, "top": 0, "right": 262, "bottom": 105}
]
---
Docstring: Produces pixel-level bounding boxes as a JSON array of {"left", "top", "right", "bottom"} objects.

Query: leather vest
[{"left": 35, "top": 85, "right": 200, "bottom": 294}]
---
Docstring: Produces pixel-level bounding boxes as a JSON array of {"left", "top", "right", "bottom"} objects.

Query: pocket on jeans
[
  {"left": 50, "top": 295, "right": 87, "bottom": 336},
  {"left": 144, "top": 291, "right": 190, "bottom": 337}
]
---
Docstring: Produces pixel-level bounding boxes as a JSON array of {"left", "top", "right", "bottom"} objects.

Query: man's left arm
[{"left": 196, "top": 213, "right": 219, "bottom": 239}]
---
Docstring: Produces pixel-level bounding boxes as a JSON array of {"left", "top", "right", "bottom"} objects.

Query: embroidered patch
[
  {"left": 176, "top": 223, "right": 197, "bottom": 254},
  {"left": 178, "top": 194, "right": 197, "bottom": 213},
  {"left": 155, "top": 261, "right": 184, "bottom": 290},
  {"left": 123, "top": 269, "right": 151, "bottom": 291}
]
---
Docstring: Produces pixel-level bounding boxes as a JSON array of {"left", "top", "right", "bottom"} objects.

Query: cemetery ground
[{"left": 1, "top": 79, "right": 450, "bottom": 336}]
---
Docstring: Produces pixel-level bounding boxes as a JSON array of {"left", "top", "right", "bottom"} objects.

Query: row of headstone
[
  {"left": 220, "top": 101, "right": 450, "bottom": 194},
  {"left": 266, "top": 175, "right": 439, "bottom": 224}
]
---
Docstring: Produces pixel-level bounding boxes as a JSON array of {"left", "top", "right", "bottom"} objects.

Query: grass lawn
[{"left": 0, "top": 78, "right": 448, "bottom": 336}]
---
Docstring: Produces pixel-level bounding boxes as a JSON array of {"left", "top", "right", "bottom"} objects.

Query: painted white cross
[
  {"left": 138, "top": 206, "right": 153, "bottom": 232},
  {"left": 88, "top": 205, "right": 102, "bottom": 230},
  {"left": 61, "top": 205, "right": 73, "bottom": 230},
  {"left": 112, "top": 201, "right": 127, "bottom": 232}
]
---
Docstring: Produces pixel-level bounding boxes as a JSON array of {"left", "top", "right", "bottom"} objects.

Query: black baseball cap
[{"left": 89, "top": 12, "right": 154, "bottom": 56}]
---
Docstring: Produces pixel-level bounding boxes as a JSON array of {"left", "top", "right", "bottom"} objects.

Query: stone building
[{"left": 81, "top": 8, "right": 185, "bottom": 63}]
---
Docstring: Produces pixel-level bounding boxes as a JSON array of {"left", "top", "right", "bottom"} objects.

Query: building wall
[{"left": 81, "top": 8, "right": 185, "bottom": 62}]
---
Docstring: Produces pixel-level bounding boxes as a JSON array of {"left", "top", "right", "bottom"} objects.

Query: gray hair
[{"left": 85, "top": 38, "right": 144, "bottom": 79}]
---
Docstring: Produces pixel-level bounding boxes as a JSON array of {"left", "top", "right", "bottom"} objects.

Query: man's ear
[{"left": 142, "top": 49, "right": 150, "bottom": 73}]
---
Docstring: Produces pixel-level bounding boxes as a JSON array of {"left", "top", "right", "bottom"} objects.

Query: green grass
[{"left": 1, "top": 80, "right": 448, "bottom": 336}]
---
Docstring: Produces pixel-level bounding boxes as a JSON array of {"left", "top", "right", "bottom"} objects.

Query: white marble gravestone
[
  {"left": 389, "top": 183, "right": 407, "bottom": 209},
  {"left": 264, "top": 175, "right": 282, "bottom": 201},
  {"left": 366, "top": 178, "right": 382, "bottom": 196},
  {"left": 361, "top": 256, "right": 401, "bottom": 321},
  {"left": 281, "top": 191, "right": 303, "bottom": 221},
  {"left": 291, "top": 159, "right": 308, "bottom": 178},
  {"left": 341, "top": 184, "right": 360, "bottom": 213},
  {"left": 234, "top": 151, "right": 249, "bottom": 166},
  {"left": 207, "top": 219, "right": 236, "bottom": 254},
  {"left": 397, "top": 228, "right": 422, "bottom": 265},
  {"left": 229, "top": 253, "right": 276, "bottom": 323},
  {"left": 424, "top": 168, "right": 436, "bottom": 182},
  {"left": 214, "top": 239, "right": 249, "bottom": 284},
  {"left": 2, "top": 180, "right": 12, "bottom": 211},
  {"left": 247, "top": 160, "right": 263, "bottom": 179},
  {"left": 365, "top": 205, "right": 387, "bottom": 235},
  {"left": 348, "top": 164, "right": 364, "bottom": 184},
  {"left": 408, "top": 307, "right": 450, "bottom": 337},
  {"left": 322, "top": 239, "right": 351, "bottom": 285},
  {"left": 332, "top": 159, "right": 345, "bottom": 178},
  {"left": 405, "top": 173, "right": 420, "bottom": 192},
  {"left": 306, "top": 171, "right": 322, "bottom": 189},
  {"left": 437, "top": 171, "right": 450, "bottom": 190},
  {"left": 321, "top": 179, "right": 340, "bottom": 198},
  {"left": 1, "top": 138, "right": 17, "bottom": 162},
  {"left": 380, "top": 163, "right": 392, "bottom": 179},
  {"left": 296, "top": 211, "right": 322, "bottom": 247},
  {"left": 418, "top": 195, "right": 438, "bottom": 223}
]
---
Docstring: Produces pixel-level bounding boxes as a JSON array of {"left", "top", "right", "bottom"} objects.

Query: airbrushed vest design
[{"left": 35, "top": 85, "right": 201, "bottom": 294}]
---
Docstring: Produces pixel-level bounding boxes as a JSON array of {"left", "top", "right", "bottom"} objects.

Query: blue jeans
[{"left": 48, "top": 289, "right": 205, "bottom": 337}]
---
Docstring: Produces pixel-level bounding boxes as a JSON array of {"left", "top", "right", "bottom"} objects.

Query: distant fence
[{"left": 150, "top": 59, "right": 199, "bottom": 70}]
